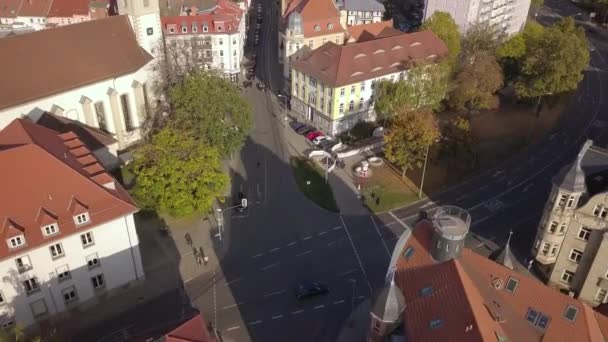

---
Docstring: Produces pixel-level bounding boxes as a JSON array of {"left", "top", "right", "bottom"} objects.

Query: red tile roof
[
  {"left": 0, "top": 118, "right": 137, "bottom": 262},
  {"left": 291, "top": 30, "right": 448, "bottom": 87},
  {"left": 347, "top": 19, "right": 394, "bottom": 43},
  {"left": 47, "top": 0, "right": 90, "bottom": 17},
  {"left": 166, "top": 314, "right": 216, "bottom": 342},
  {"left": 36, "top": 112, "right": 117, "bottom": 151},
  {"left": 0, "top": 0, "right": 22, "bottom": 18},
  {"left": 0, "top": 15, "right": 152, "bottom": 111},
  {"left": 162, "top": 0, "right": 244, "bottom": 35},
  {"left": 282, "top": 0, "right": 344, "bottom": 38},
  {"left": 392, "top": 220, "right": 608, "bottom": 341},
  {"left": 16, "top": 0, "right": 52, "bottom": 17}
]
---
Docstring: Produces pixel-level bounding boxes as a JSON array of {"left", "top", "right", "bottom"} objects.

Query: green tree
[
  {"left": 421, "top": 12, "right": 461, "bottom": 68},
  {"left": 514, "top": 17, "right": 589, "bottom": 98},
  {"left": 496, "top": 21, "right": 545, "bottom": 83},
  {"left": 375, "top": 62, "right": 450, "bottom": 120},
  {"left": 384, "top": 109, "right": 440, "bottom": 178},
  {"left": 440, "top": 116, "right": 475, "bottom": 161},
  {"left": 449, "top": 51, "right": 504, "bottom": 112},
  {"left": 0, "top": 325, "right": 40, "bottom": 342},
  {"left": 461, "top": 22, "right": 506, "bottom": 56},
  {"left": 169, "top": 71, "right": 252, "bottom": 157},
  {"left": 131, "top": 128, "right": 228, "bottom": 217}
]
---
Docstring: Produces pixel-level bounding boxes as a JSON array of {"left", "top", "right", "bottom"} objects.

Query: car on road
[
  {"left": 256, "top": 82, "right": 266, "bottom": 91},
  {"left": 312, "top": 135, "right": 329, "bottom": 145},
  {"left": 289, "top": 121, "right": 305, "bottom": 132},
  {"left": 295, "top": 282, "right": 329, "bottom": 300},
  {"left": 306, "top": 131, "right": 323, "bottom": 141},
  {"left": 296, "top": 124, "right": 315, "bottom": 135}
]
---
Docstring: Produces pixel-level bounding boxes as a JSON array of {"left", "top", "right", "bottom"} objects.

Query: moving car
[
  {"left": 296, "top": 125, "right": 315, "bottom": 135},
  {"left": 306, "top": 131, "right": 323, "bottom": 141},
  {"left": 295, "top": 282, "right": 329, "bottom": 300}
]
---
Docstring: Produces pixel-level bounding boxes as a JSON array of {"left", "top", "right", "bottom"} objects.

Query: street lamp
[
  {"left": 419, "top": 138, "right": 439, "bottom": 198},
  {"left": 215, "top": 198, "right": 248, "bottom": 243}
]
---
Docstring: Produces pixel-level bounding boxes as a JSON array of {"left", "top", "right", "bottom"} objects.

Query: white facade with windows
[{"left": 0, "top": 215, "right": 143, "bottom": 328}]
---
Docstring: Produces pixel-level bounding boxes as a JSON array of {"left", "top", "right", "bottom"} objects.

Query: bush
[{"left": 338, "top": 121, "right": 377, "bottom": 145}]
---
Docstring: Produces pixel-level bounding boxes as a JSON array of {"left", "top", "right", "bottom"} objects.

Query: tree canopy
[
  {"left": 461, "top": 22, "right": 506, "bottom": 56},
  {"left": 421, "top": 12, "right": 461, "bottom": 68},
  {"left": 375, "top": 62, "right": 450, "bottom": 120},
  {"left": 440, "top": 116, "right": 475, "bottom": 162},
  {"left": 168, "top": 71, "right": 252, "bottom": 157},
  {"left": 131, "top": 128, "right": 228, "bottom": 217},
  {"left": 384, "top": 109, "right": 440, "bottom": 177},
  {"left": 449, "top": 51, "right": 504, "bottom": 112},
  {"left": 513, "top": 17, "right": 590, "bottom": 98}
]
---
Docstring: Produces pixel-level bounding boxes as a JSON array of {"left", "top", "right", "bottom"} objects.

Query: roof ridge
[{"left": 581, "top": 304, "right": 603, "bottom": 341}]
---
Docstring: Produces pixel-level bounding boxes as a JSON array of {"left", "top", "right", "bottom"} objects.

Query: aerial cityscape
[{"left": 0, "top": 0, "right": 607, "bottom": 341}]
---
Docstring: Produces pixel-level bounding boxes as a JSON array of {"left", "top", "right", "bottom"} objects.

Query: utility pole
[
  {"left": 325, "top": 156, "right": 329, "bottom": 184},
  {"left": 419, "top": 143, "right": 430, "bottom": 198}
]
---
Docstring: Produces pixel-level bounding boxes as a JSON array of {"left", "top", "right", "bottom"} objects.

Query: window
[
  {"left": 526, "top": 308, "right": 538, "bottom": 323},
  {"left": 94, "top": 102, "right": 108, "bottom": 133},
  {"left": 335, "top": 36, "right": 340, "bottom": 44},
  {"left": 0, "top": 291, "right": 4, "bottom": 305},
  {"left": 92, "top": 274, "right": 105, "bottom": 290},
  {"left": 327, "top": 23, "right": 333, "bottom": 29},
  {"left": 350, "top": 85, "right": 355, "bottom": 94},
  {"left": 192, "top": 25, "right": 197, "bottom": 33},
  {"left": 314, "top": 24, "right": 320, "bottom": 31},
  {"left": 360, "top": 82, "right": 365, "bottom": 91},
  {"left": 74, "top": 213, "right": 89, "bottom": 226},
  {"left": 339, "top": 103, "right": 344, "bottom": 113},
  {"left": 182, "top": 26, "right": 187, "bottom": 33},
  {"left": 233, "top": 49, "right": 236, "bottom": 56},
  {"left": 81, "top": 232, "right": 94, "bottom": 248},
  {"left": 120, "top": 94, "right": 134, "bottom": 132},
  {"left": 371, "top": 80, "right": 376, "bottom": 89},
  {"left": 146, "top": 27, "right": 153, "bottom": 36},
  {"left": 564, "top": 306, "right": 578, "bottom": 322},
  {"left": 403, "top": 246, "right": 414, "bottom": 260},
  {"left": 537, "top": 314, "right": 550, "bottom": 329},
  {"left": 8, "top": 235, "right": 24, "bottom": 249},
  {"left": 597, "top": 288, "right": 607, "bottom": 303},
  {"left": 548, "top": 221, "right": 558, "bottom": 233},
  {"left": 219, "top": 38, "right": 223, "bottom": 45},
  {"left": 143, "top": 0, "right": 149, "bottom": 7},
  {"left": 562, "top": 270, "right": 574, "bottom": 284},
  {"left": 23, "top": 277, "right": 39, "bottom": 295},
  {"left": 50, "top": 243, "right": 64, "bottom": 259},
  {"left": 602, "top": 207, "right": 608, "bottom": 218},
  {"left": 505, "top": 277, "right": 518, "bottom": 293},
  {"left": 30, "top": 299, "right": 47, "bottom": 318},
  {"left": 220, "top": 50, "right": 224, "bottom": 57},
  {"left": 578, "top": 227, "right": 591, "bottom": 241},
  {"left": 1, "top": 319, "right": 14, "bottom": 329},
  {"left": 308, "top": 40, "right": 313, "bottom": 48},
  {"left": 15, "top": 256, "right": 32, "bottom": 273},
  {"left": 419, "top": 286, "right": 433, "bottom": 297},
  {"left": 42, "top": 223, "right": 58, "bottom": 236},
  {"left": 558, "top": 194, "right": 568, "bottom": 207},
  {"left": 203, "top": 26, "right": 208, "bottom": 32},
  {"left": 359, "top": 98, "right": 364, "bottom": 109},
  {"left": 348, "top": 101, "right": 354, "bottom": 111},
  {"left": 56, "top": 265, "right": 71, "bottom": 282},
  {"left": 337, "top": 87, "right": 344, "bottom": 97},
  {"left": 429, "top": 319, "right": 442, "bottom": 329},
  {"left": 566, "top": 196, "right": 576, "bottom": 208},
  {"left": 550, "top": 244, "right": 559, "bottom": 256},
  {"left": 62, "top": 286, "right": 78, "bottom": 304},
  {"left": 559, "top": 223, "right": 566, "bottom": 234},
  {"left": 594, "top": 205, "right": 601, "bottom": 216},
  {"left": 87, "top": 253, "right": 100, "bottom": 269},
  {"left": 569, "top": 249, "right": 583, "bottom": 263}
]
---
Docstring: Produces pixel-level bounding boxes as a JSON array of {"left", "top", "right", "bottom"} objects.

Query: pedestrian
[{"left": 204, "top": 255, "right": 209, "bottom": 266}]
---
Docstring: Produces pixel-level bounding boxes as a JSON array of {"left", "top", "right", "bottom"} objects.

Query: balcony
[{"left": 17, "top": 264, "right": 32, "bottom": 274}]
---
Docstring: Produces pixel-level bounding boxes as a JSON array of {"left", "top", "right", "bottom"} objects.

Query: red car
[{"left": 306, "top": 131, "right": 323, "bottom": 140}]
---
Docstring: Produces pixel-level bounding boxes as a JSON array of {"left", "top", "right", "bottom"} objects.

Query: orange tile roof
[
  {"left": 166, "top": 314, "right": 216, "bottom": 342},
  {"left": 282, "top": 0, "right": 344, "bottom": 38},
  {"left": 17, "top": 0, "right": 52, "bottom": 17},
  {"left": 392, "top": 220, "right": 608, "bottom": 341},
  {"left": 291, "top": 30, "right": 448, "bottom": 87},
  {"left": 0, "top": 118, "right": 137, "bottom": 262},
  {"left": 347, "top": 19, "right": 393, "bottom": 43},
  {"left": 48, "top": 0, "right": 90, "bottom": 17},
  {"left": 0, "top": 0, "right": 22, "bottom": 18}
]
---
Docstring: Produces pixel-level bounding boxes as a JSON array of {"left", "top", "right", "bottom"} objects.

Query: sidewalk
[{"left": 336, "top": 299, "right": 371, "bottom": 342}]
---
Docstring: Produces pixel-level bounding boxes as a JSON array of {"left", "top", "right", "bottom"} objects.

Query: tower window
[{"left": 147, "top": 27, "right": 153, "bottom": 36}]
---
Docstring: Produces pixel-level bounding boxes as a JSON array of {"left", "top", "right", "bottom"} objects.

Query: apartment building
[
  {"left": 161, "top": 0, "right": 246, "bottom": 82},
  {"left": 279, "top": 0, "right": 346, "bottom": 81},
  {"left": 368, "top": 207, "right": 608, "bottom": 341},
  {"left": 423, "top": 0, "right": 532, "bottom": 35},
  {"left": 0, "top": 118, "right": 143, "bottom": 329},
  {"left": 290, "top": 30, "right": 447, "bottom": 135},
  {"left": 531, "top": 140, "right": 608, "bottom": 306},
  {"left": 339, "top": 0, "right": 385, "bottom": 27}
]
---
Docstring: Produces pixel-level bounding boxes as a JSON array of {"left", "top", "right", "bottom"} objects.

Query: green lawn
[
  {"left": 361, "top": 166, "right": 419, "bottom": 213},
  {"left": 290, "top": 157, "right": 339, "bottom": 213}
]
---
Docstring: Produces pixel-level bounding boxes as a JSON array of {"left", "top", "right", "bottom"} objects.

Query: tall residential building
[
  {"left": 289, "top": 30, "right": 447, "bottom": 135},
  {"left": 279, "top": 0, "right": 346, "bottom": 82},
  {"left": 0, "top": 118, "right": 143, "bottom": 329},
  {"left": 338, "top": 0, "right": 385, "bottom": 27},
  {"left": 368, "top": 206, "right": 608, "bottom": 342},
  {"left": 0, "top": 15, "right": 156, "bottom": 149},
  {"left": 423, "top": 0, "right": 532, "bottom": 35},
  {"left": 161, "top": 0, "right": 246, "bottom": 82},
  {"left": 532, "top": 140, "right": 608, "bottom": 306}
]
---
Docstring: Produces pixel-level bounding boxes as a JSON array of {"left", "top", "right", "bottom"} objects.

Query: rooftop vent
[
  {"left": 427, "top": 54, "right": 437, "bottom": 59},
  {"left": 410, "top": 42, "right": 421, "bottom": 47},
  {"left": 351, "top": 71, "right": 364, "bottom": 77},
  {"left": 391, "top": 45, "right": 402, "bottom": 50},
  {"left": 373, "top": 49, "right": 385, "bottom": 54},
  {"left": 354, "top": 53, "right": 367, "bottom": 59},
  {"left": 371, "top": 66, "right": 383, "bottom": 72}
]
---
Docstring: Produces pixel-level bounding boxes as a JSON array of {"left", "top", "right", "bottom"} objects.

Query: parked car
[
  {"left": 243, "top": 80, "right": 253, "bottom": 88},
  {"left": 317, "top": 139, "right": 334, "bottom": 150},
  {"left": 289, "top": 121, "right": 305, "bottom": 132},
  {"left": 295, "top": 282, "right": 329, "bottom": 300},
  {"left": 256, "top": 82, "right": 266, "bottom": 91},
  {"left": 312, "top": 135, "right": 329, "bottom": 145},
  {"left": 296, "top": 125, "right": 315, "bottom": 135},
  {"left": 306, "top": 131, "right": 323, "bottom": 141},
  {"left": 246, "top": 73, "right": 255, "bottom": 81}
]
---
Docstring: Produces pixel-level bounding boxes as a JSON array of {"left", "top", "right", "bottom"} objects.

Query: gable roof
[
  {"left": 0, "top": 15, "right": 152, "bottom": 111},
  {"left": 162, "top": 0, "right": 244, "bottom": 35},
  {"left": 0, "top": 118, "right": 137, "bottom": 262},
  {"left": 166, "top": 313, "right": 216, "bottom": 342},
  {"left": 347, "top": 19, "right": 395, "bottom": 43},
  {"left": 282, "top": 0, "right": 344, "bottom": 38},
  {"left": 48, "top": 0, "right": 90, "bottom": 17},
  {"left": 291, "top": 30, "right": 448, "bottom": 87},
  {"left": 16, "top": 0, "right": 52, "bottom": 17},
  {"left": 36, "top": 112, "right": 117, "bottom": 151},
  {"left": 391, "top": 219, "right": 608, "bottom": 341},
  {"left": 342, "top": 0, "right": 384, "bottom": 12}
]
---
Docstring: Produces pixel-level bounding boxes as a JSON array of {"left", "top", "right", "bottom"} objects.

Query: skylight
[
  {"left": 354, "top": 53, "right": 367, "bottom": 59},
  {"left": 427, "top": 54, "right": 437, "bottom": 59},
  {"left": 429, "top": 319, "right": 443, "bottom": 329},
  {"left": 351, "top": 71, "right": 364, "bottom": 77},
  {"left": 373, "top": 49, "right": 385, "bottom": 54},
  {"left": 403, "top": 246, "right": 414, "bottom": 260},
  {"left": 564, "top": 305, "right": 578, "bottom": 322},
  {"left": 391, "top": 45, "right": 402, "bottom": 50},
  {"left": 526, "top": 308, "right": 551, "bottom": 330},
  {"left": 505, "top": 277, "right": 518, "bottom": 293},
  {"left": 419, "top": 285, "right": 433, "bottom": 297},
  {"left": 371, "top": 66, "right": 383, "bottom": 72},
  {"left": 410, "top": 42, "right": 421, "bottom": 47}
]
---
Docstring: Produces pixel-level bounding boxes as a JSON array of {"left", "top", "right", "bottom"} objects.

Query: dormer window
[
  {"left": 203, "top": 24, "right": 208, "bottom": 32},
  {"left": 42, "top": 223, "right": 58, "bottom": 236},
  {"left": 314, "top": 24, "right": 320, "bottom": 31},
  {"left": 192, "top": 25, "right": 198, "bottom": 33},
  {"left": 217, "top": 25, "right": 223, "bottom": 31},
  {"left": 169, "top": 27, "right": 175, "bottom": 33},
  {"left": 8, "top": 235, "right": 25, "bottom": 249},
  {"left": 327, "top": 23, "right": 333, "bottom": 30},
  {"left": 74, "top": 213, "right": 90, "bottom": 226},
  {"left": 182, "top": 26, "right": 187, "bottom": 33}
]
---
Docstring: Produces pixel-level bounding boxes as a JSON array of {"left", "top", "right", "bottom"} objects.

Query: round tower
[{"left": 430, "top": 206, "right": 471, "bottom": 262}]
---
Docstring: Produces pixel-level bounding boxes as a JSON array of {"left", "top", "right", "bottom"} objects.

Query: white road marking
[
  {"left": 248, "top": 320, "right": 262, "bottom": 326},
  {"left": 370, "top": 216, "right": 391, "bottom": 258},
  {"left": 287, "top": 241, "right": 297, "bottom": 246},
  {"left": 269, "top": 247, "right": 280, "bottom": 253},
  {"left": 252, "top": 253, "right": 263, "bottom": 258},
  {"left": 340, "top": 216, "right": 373, "bottom": 294},
  {"left": 384, "top": 221, "right": 397, "bottom": 227},
  {"left": 226, "top": 326, "right": 240, "bottom": 331},
  {"left": 332, "top": 226, "right": 343, "bottom": 231},
  {"left": 296, "top": 250, "right": 312, "bottom": 257},
  {"left": 260, "top": 262, "right": 280, "bottom": 271},
  {"left": 421, "top": 202, "right": 434, "bottom": 208},
  {"left": 225, "top": 277, "right": 243, "bottom": 286},
  {"left": 303, "top": 236, "right": 312, "bottom": 240},
  {"left": 314, "top": 305, "right": 325, "bottom": 310},
  {"left": 318, "top": 231, "right": 327, "bottom": 236},
  {"left": 338, "top": 269, "right": 357, "bottom": 277},
  {"left": 291, "top": 310, "right": 304, "bottom": 315},
  {"left": 333, "top": 299, "right": 345, "bottom": 305},
  {"left": 272, "top": 315, "right": 283, "bottom": 320},
  {"left": 454, "top": 194, "right": 469, "bottom": 202},
  {"left": 389, "top": 212, "right": 412, "bottom": 228},
  {"left": 222, "top": 303, "right": 243, "bottom": 310},
  {"left": 356, "top": 296, "right": 366, "bottom": 300},
  {"left": 327, "top": 241, "right": 336, "bottom": 247},
  {"left": 263, "top": 289, "right": 287, "bottom": 298},
  {"left": 472, "top": 216, "right": 491, "bottom": 226}
]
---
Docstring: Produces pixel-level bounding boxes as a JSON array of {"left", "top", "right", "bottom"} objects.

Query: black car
[
  {"left": 296, "top": 124, "right": 315, "bottom": 135},
  {"left": 256, "top": 82, "right": 265, "bottom": 91},
  {"left": 289, "top": 121, "right": 305, "bottom": 132},
  {"left": 295, "top": 282, "right": 329, "bottom": 300},
  {"left": 317, "top": 139, "right": 334, "bottom": 150}
]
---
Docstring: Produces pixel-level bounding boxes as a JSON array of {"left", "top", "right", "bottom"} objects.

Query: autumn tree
[
  {"left": 448, "top": 51, "right": 504, "bottom": 112},
  {"left": 375, "top": 62, "right": 450, "bottom": 120},
  {"left": 421, "top": 12, "right": 462, "bottom": 69},
  {"left": 514, "top": 17, "right": 590, "bottom": 98},
  {"left": 384, "top": 109, "right": 440, "bottom": 178},
  {"left": 131, "top": 128, "right": 228, "bottom": 217}
]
